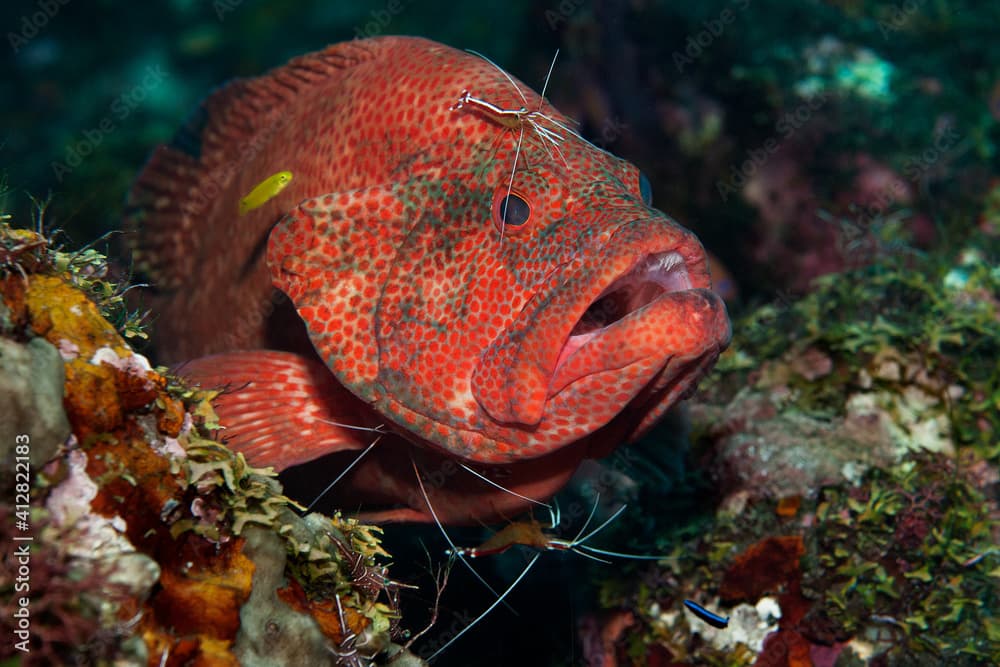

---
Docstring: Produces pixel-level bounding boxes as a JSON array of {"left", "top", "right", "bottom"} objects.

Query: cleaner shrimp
[
  {"left": 411, "top": 457, "right": 674, "bottom": 661},
  {"left": 451, "top": 49, "right": 586, "bottom": 242},
  {"left": 305, "top": 429, "right": 714, "bottom": 662}
]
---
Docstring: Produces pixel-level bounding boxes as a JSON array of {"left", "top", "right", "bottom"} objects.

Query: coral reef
[
  {"left": 583, "top": 244, "right": 999, "bottom": 665},
  {"left": 0, "top": 221, "right": 423, "bottom": 666},
  {"left": 591, "top": 451, "right": 997, "bottom": 666},
  {"left": 694, "top": 239, "right": 1000, "bottom": 508}
]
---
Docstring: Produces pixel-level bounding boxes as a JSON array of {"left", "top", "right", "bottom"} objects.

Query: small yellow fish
[{"left": 239, "top": 170, "right": 292, "bottom": 215}]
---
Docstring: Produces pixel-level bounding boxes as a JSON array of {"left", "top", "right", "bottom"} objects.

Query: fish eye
[
  {"left": 639, "top": 171, "right": 653, "bottom": 206},
  {"left": 495, "top": 192, "right": 531, "bottom": 227}
]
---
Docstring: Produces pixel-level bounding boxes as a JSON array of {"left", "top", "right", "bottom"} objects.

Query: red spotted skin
[{"left": 128, "top": 36, "right": 730, "bottom": 523}]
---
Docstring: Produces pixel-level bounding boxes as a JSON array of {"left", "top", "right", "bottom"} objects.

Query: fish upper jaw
[{"left": 472, "top": 218, "right": 729, "bottom": 434}]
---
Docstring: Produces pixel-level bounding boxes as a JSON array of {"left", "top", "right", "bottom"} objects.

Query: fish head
[{"left": 266, "top": 41, "right": 730, "bottom": 467}]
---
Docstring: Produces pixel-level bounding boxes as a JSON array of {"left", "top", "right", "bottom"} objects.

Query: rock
[
  {"left": 694, "top": 387, "right": 903, "bottom": 502},
  {"left": 693, "top": 345, "right": 961, "bottom": 505},
  {"left": 0, "top": 335, "right": 72, "bottom": 472},
  {"left": 234, "top": 526, "right": 339, "bottom": 666}
]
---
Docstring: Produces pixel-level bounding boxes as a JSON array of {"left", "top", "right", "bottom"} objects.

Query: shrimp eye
[
  {"left": 495, "top": 192, "right": 531, "bottom": 227},
  {"left": 639, "top": 171, "right": 653, "bottom": 206}
]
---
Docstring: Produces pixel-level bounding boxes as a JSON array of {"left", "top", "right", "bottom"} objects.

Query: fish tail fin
[{"left": 175, "top": 350, "right": 372, "bottom": 470}]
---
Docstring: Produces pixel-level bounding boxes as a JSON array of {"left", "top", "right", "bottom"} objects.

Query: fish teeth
[
  {"left": 637, "top": 251, "right": 690, "bottom": 292},
  {"left": 643, "top": 251, "right": 685, "bottom": 276}
]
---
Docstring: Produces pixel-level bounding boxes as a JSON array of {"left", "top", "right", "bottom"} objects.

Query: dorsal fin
[{"left": 123, "top": 39, "right": 381, "bottom": 290}]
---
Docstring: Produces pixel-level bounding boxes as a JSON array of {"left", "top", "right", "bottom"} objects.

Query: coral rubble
[{"left": 0, "top": 222, "right": 423, "bottom": 666}]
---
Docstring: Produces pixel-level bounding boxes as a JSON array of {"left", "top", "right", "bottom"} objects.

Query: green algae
[
  {"left": 592, "top": 452, "right": 997, "bottom": 665},
  {"left": 805, "top": 452, "right": 997, "bottom": 661},
  {"left": 707, "top": 231, "right": 1000, "bottom": 462}
]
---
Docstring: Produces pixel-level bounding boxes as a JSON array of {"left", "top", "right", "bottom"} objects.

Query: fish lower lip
[{"left": 549, "top": 286, "right": 727, "bottom": 398}]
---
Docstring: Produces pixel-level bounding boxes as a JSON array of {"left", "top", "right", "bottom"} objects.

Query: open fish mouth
[
  {"left": 544, "top": 230, "right": 729, "bottom": 401},
  {"left": 471, "top": 218, "right": 729, "bottom": 440},
  {"left": 553, "top": 250, "right": 692, "bottom": 376}
]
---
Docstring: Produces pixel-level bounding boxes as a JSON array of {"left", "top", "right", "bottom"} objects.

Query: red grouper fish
[{"left": 125, "top": 36, "right": 731, "bottom": 525}]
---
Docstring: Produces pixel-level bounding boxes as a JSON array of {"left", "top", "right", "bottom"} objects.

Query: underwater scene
[{"left": 1, "top": 0, "right": 998, "bottom": 665}]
